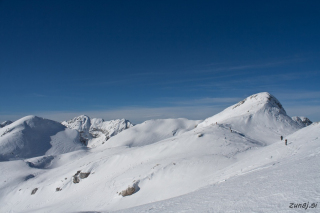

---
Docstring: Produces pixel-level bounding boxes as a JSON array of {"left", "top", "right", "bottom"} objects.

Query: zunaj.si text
[{"left": 289, "top": 202, "right": 318, "bottom": 210}]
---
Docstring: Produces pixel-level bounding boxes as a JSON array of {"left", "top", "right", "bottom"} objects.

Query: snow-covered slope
[
  {"left": 0, "top": 93, "right": 317, "bottom": 213},
  {"left": 117, "top": 123, "right": 320, "bottom": 213},
  {"left": 62, "top": 115, "right": 133, "bottom": 147},
  {"left": 292, "top": 116, "right": 312, "bottom": 127},
  {"left": 0, "top": 116, "right": 83, "bottom": 161},
  {"left": 104, "top": 118, "right": 201, "bottom": 148},
  {"left": 198, "top": 92, "right": 302, "bottom": 144},
  {"left": 0, "top": 120, "right": 12, "bottom": 128}
]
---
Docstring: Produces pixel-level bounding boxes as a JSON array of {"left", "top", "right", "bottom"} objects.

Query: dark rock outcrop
[
  {"left": 31, "top": 188, "right": 38, "bottom": 195},
  {"left": 120, "top": 181, "right": 140, "bottom": 197},
  {"left": 80, "top": 172, "right": 90, "bottom": 179}
]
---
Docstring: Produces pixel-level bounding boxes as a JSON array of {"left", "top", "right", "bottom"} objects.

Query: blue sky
[{"left": 1, "top": 0, "right": 319, "bottom": 123}]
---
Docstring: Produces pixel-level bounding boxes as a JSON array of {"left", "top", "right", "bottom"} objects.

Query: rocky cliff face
[
  {"left": 292, "top": 116, "right": 312, "bottom": 127},
  {"left": 62, "top": 115, "right": 133, "bottom": 145}
]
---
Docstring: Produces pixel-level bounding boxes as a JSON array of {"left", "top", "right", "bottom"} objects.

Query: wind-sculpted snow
[
  {"left": 0, "top": 93, "right": 318, "bottom": 213},
  {"left": 0, "top": 115, "right": 83, "bottom": 161}
]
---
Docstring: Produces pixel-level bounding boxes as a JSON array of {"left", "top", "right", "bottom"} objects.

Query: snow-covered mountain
[
  {"left": 0, "top": 116, "right": 83, "bottom": 161},
  {"left": 198, "top": 92, "right": 302, "bottom": 144},
  {"left": 291, "top": 116, "right": 312, "bottom": 127},
  {"left": 0, "top": 120, "right": 12, "bottom": 128},
  {"left": 0, "top": 92, "right": 318, "bottom": 213},
  {"left": 62, "top": 115, "right": 134, "bottom": 147}
]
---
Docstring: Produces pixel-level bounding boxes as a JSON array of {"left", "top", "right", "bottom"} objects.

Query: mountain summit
[
  {"left": 0, "top": 115, "right": 83, "bottom": 161},
  {"left": 62, "top": 115, "right": 134, "bottom": 147},
  {"left": 198, "top": 92, "right": 302, "bottom": 144}
]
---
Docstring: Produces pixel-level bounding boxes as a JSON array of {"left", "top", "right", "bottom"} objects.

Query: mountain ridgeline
[
  {"left": 0, "top": 92, "right": 318, "bottom": 212},
  {"left": 0, "top": 92, "right": 312, "bottom": 161}
]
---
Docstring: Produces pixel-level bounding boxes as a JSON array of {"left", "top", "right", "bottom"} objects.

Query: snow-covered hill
[
  {"left": 0, "top": 116, "right": 83, "bottom": 161},
  {"left": 198, "top": 92, "right": 302, "bottom": 144},
  {"left": 0, "top": 92, "right": 318, "bottom": 213},
  {"left": 62, "top": 115, "right": 134, "bottom": 147},
  {"left": 117, "top": 122, "right": 320, "bottom": 213},
  {"left": 104, "top": 118, "right": 201, "bottom": 148}
]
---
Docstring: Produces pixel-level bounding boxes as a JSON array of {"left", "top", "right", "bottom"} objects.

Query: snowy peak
[
  {"left": 90, "top": 118, "right": 133, "bottom": 139},
  {"left": 198, "top": 92, "right": 301, "bottom": 144},
  {"left": 0, "top": 120, "right": 13, "bottom": 128},
  {"left": 62, "top": 115, "right": 91, "bottom": 133},
  {"left": 62, "top": 115, "right": 134, "bottom": 146},
  {"left": 0, "top": 115, "right": 82, "bottom": 161},
  {"left": 199, "top": 92, "right": 288, "bottom": 128},
  {"left": 231, "top": 92, "right": 286, "bottom": 115},
  {"left": 292, "top": 116, "right": 312, "bottom": 127}
]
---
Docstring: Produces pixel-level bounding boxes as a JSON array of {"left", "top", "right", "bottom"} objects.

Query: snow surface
[
  {"left": 0, "top": 92, "right": 319, "bottom": 213},
  {"left": 117, "top": 123, "right": 320, "bottom": 213},
  {"left": 0, "top": 116, "right": 83, "bottom": 161}
]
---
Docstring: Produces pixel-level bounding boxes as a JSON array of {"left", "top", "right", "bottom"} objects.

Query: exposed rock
[
  {"left": 31, "top": 188, "right": 38, "bottom": 195},
  {"left": 292, "top": 116, "right": 313, "bottom": 127},
  {"left": 25, "top": 174, "right": 35, "bottom": 181},
  {"left": 120, "top": 181, "right": 140, "bottom": 197},
  {"left": 0, "top": 120, "right": 12, "bottom": 128},
  {"left": 198, "top": 133, "right": 204, "bottom": 137},
  {"left": 62, "top": 115, "right": 134, "bottom": 146},
  {"left": 121, "top": 186, "right": 135, "bottom": 197},
  {"left": 1, "top": 128, "right": 13, "bottom": 137},
  {"left": 73, "top": 176, "right": 80, "bottom": 184},
  {"left": 73, "top": 170, "right": 89, "bottom": 183},
  {"left": 80, "top": 172, "right": 90, "bottom": 179},
  {"left": 56, "top": 187, "right": 62, "bottom": 192}
]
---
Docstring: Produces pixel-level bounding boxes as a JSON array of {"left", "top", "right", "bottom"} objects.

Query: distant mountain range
[{"left": 0, "top": 92, "right": 318, "bottom": 213}]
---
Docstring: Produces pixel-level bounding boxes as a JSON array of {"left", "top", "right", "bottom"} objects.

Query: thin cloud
[
  {"left": 199, "top": 57, "right": 308, "bottom": 73},
  {"left": 276, "top": 91, "right": 320, "bottom": 100},
  {"left": 170, "top": 97, "right": 241, "bottom": 105}
]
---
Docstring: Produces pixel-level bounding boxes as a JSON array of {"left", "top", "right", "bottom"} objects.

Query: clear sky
[{"left": 1, "top": 0, "right": 320, "bottom": 123}]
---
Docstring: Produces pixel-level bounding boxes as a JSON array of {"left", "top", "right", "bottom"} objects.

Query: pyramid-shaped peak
[
  {"left": 197, "top": 92, "right": 290, "bottom": 129},
  {"left": 232, "top": 92, "right": 284, "bottom": 111}
]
